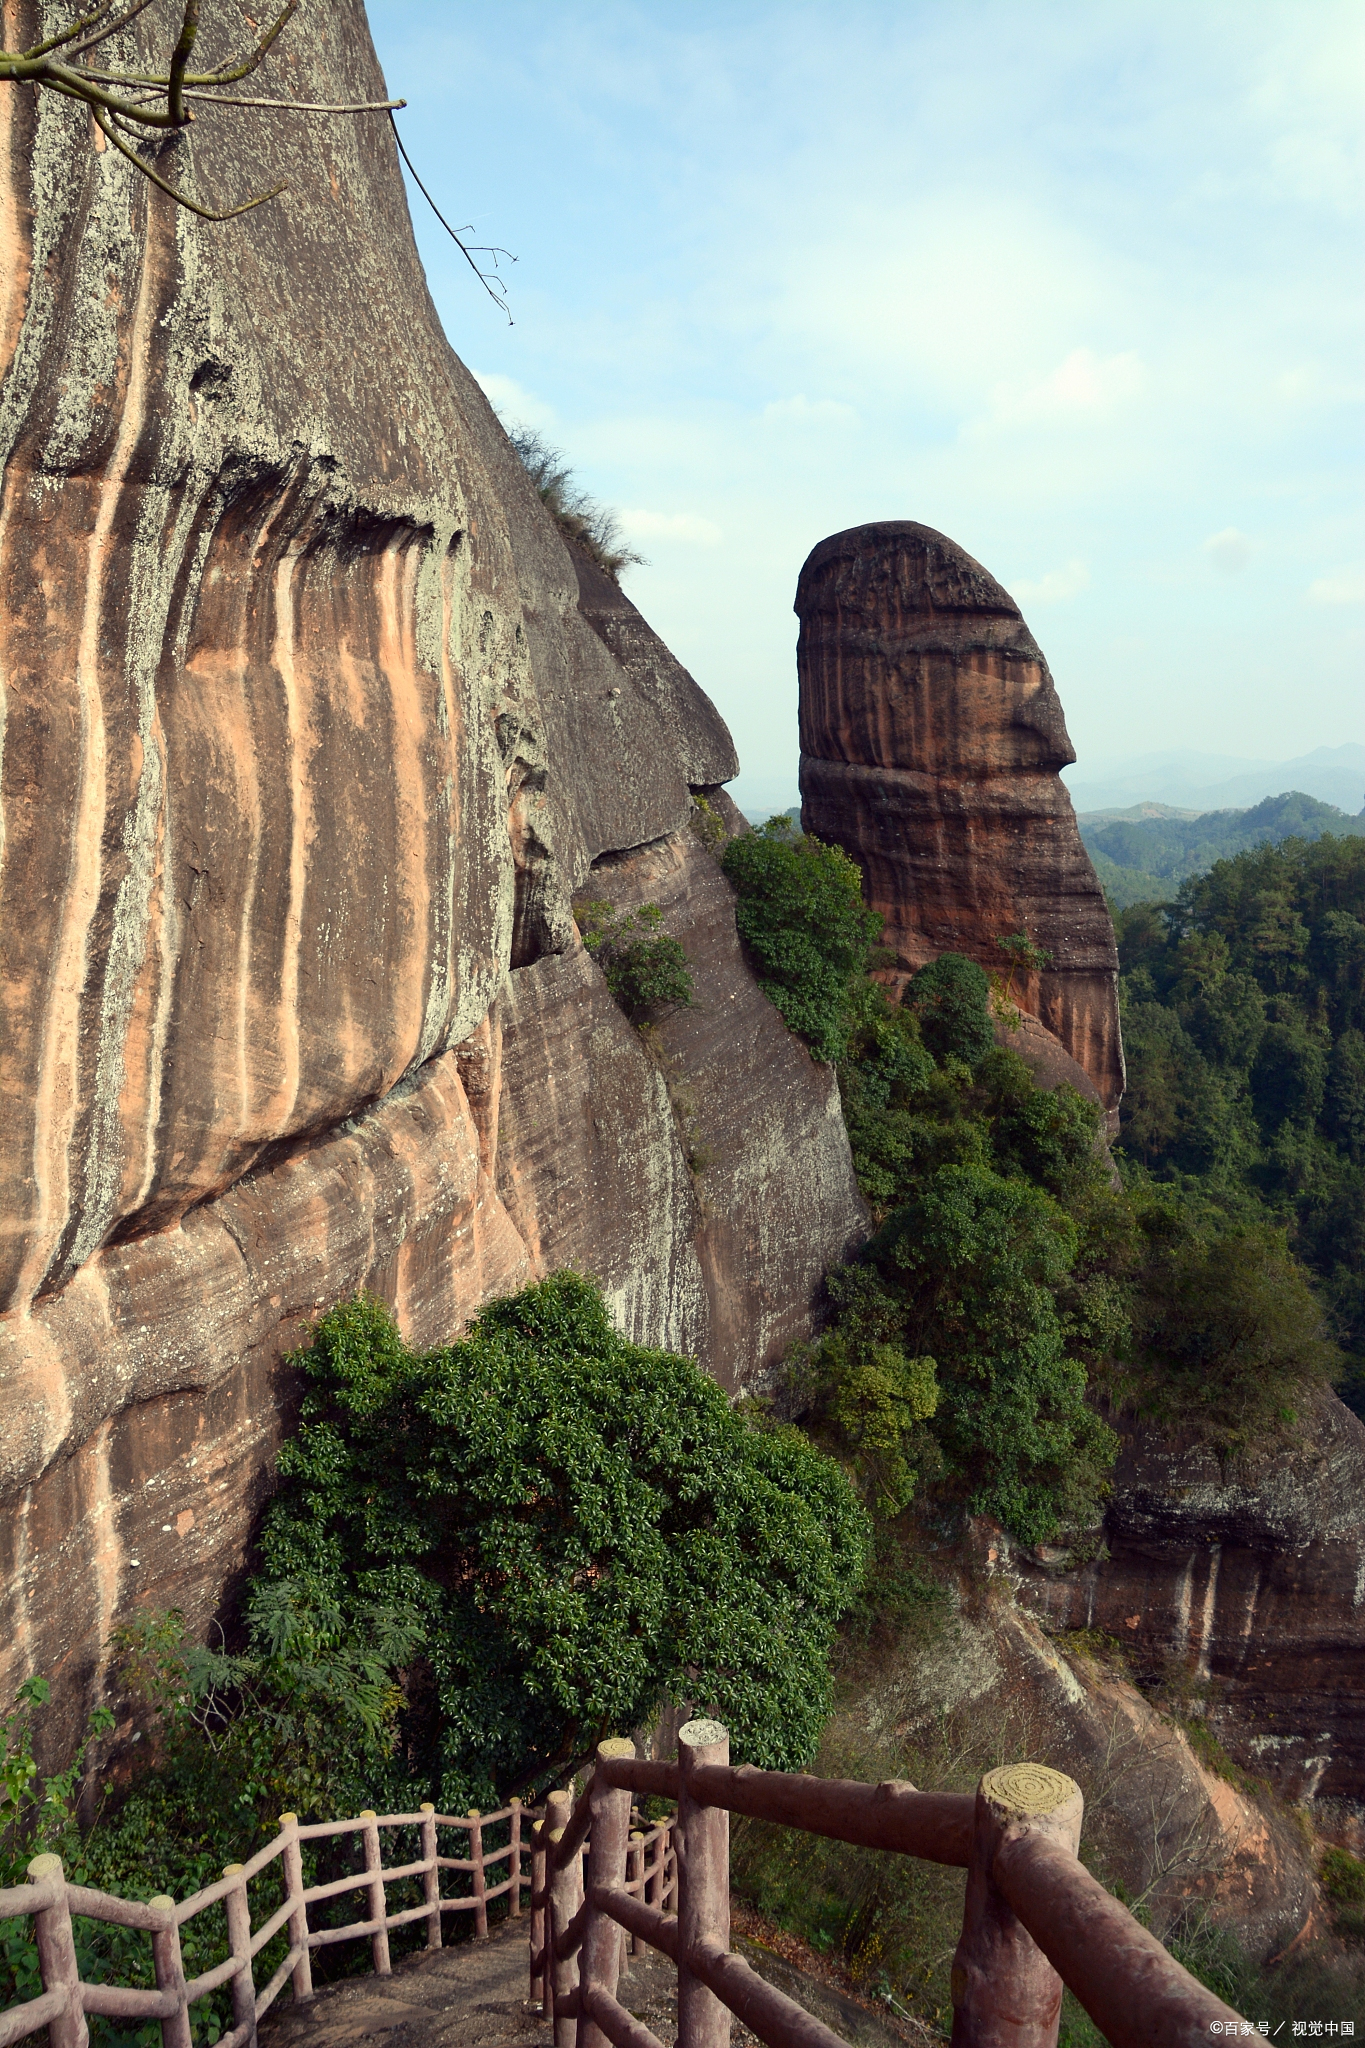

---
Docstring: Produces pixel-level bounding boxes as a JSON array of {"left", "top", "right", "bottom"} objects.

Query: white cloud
[
  {"left": 1010, "top": 560, "right": 1091, "bottom": 606},
  {"left": 1204, "top": 528, "right": 1254, "bottom": 575},
  {"left": 471, "top": 371, "right": 557, "bottom": 429},
  {"left": 761, "top": 395, "right": 859, "bottom": 428},
  {"left": 619, "top": 509, "right": 722, "bottom": 547},
  {"left": 987, "top": 349, "right": 1148, "bottom": 428},
  {"left": 1308, "top": 568, "right": 1365, "bottom": 605}
]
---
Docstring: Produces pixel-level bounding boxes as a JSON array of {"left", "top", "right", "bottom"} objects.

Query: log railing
[
  {"left": 539, "top": 1719, "right": 1252, "bottom": 2048},
  {"left": 0, "top": 1798, "right": 533, "bottom": 2048}
]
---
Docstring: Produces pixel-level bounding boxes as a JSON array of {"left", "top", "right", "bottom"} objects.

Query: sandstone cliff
[
  {"left": 796, "top": 521, "right": 1124, "bottom": 1120},
  {"left": 1007, "top": 1389, "right": 1365, "bottom": 1816},
  {"left": 0, "top": 2, "right": 864, "bottom": 1745}
]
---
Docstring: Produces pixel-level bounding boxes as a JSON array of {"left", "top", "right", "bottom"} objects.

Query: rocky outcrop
[
  {"left": 1005, "top": 1390, "right": 1365, "bottom": 1815},
  {"left": 836, "top": 1571, "right": 1315, "bottom": 1953},
  {"left": 0, "top": 2, "right": 864, "bottom": 1749},
  {"left": 796, "top": 522, "right": 1124, "bottom": 1120}
]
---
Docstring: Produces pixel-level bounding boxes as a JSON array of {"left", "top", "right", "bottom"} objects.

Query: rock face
[
  {"left": 0, "top": 2, "right": 864, "bottom": 1750},
  {"left": 796, "top": 522, "right": 1124, "bottom": 1120},
  {"left": 1007, "top": 1390, "right": 1365, "bottom": 1814}
]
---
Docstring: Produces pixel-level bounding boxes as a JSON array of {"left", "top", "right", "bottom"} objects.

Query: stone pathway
[{"left": 257, "top": 1916, "right": 925, "bottom": 2048}]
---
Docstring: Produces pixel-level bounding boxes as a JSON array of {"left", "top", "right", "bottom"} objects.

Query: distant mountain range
[
  {"left": 1079, "top": 790, "right": 1365, "bottom": 909},
  {"left": 1063, "top": 743, "right": 1365, "bottom": 817}
]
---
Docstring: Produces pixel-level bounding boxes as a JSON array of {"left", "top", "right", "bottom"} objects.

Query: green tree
[
  {"left": 1250, "top": 1022, "right": 1328, "bottom": 1134},
  {"left": 1324, "top": 1029, "right": 1365, "bottom": 1159},
  {"left": 262, "top": 1275, "right": 869, "bottom": 1807},
  {"left": 845, "top": 1164, "right": 1118, "bottom": 1544},
  {"left": 720, "top": 819, "right": 883, "bottom": 1062},
  {"left": 903, "top": 954, "right": 996, "bottom": 1066},
  {"left": 575, "top": 900, "right": 694, "bottom": 1022},
  {"left": 1131, "top": 1223, "right": 1341, "bottom": 1454}
]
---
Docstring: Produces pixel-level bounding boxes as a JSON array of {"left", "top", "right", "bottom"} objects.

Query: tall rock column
[{"left": 796, "top": 521, "right": 1123, "bottom": 1119}]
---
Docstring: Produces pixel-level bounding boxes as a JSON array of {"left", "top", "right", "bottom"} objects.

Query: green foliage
[
  {"left": 720, "top": 818, "right": 883, "bottom": 1062},
  {"left": 793, "top": 1330, "right": 939, "bottom": 1518},
  {"left": 1321, "top": 1843, "right": 1365, "bottom": 1906},
  {"left": 262, "top": 1275, "right": 869, "bottom": 1809},
  {"left": 1126, "top": 1221, "right": 1340, "bottom": 1454},
  {"left": 903, "top": 953, "right": 996, "bottom": 1065},
  {"left": 689, "top": 794, "right": 729, "bottom": 853},
  {"left": 1081, "top": 789, "right": 1365, "bottom": 904},
  {"left": 575, "top": 899, "right": 694, "bottom": 1022},
  {"left": 505, "top": 425, "right": 644, "bottom": 581},
  {"left": 0, "top": 1580, "right": 446, "bottom": 2043},
  {"left": 850, "top": 1166, "right": 1119, "bottom": 1542},
  {"left": 1114, "top": 832, "right": 1365, "bottom": 1409}
]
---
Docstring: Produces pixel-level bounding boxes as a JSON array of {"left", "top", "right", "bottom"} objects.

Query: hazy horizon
[{"left": 368, "top": 1, "right": 1363, "bottom": 811}]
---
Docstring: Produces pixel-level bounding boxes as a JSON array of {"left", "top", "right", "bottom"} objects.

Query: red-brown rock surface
[
  {"left": 796, "top": 522, "right": 1124, "bottom": 1119},
  {"left": 0, "top": 2, "right": 864, "bottom": 1749},
  {"left": 1006, "top": 1389, "right": 1365, "bottom": 1813}
]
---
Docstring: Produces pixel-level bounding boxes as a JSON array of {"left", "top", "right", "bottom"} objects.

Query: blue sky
[{"left": 367, "top": 2, "right": 1363, "bottom": 812}]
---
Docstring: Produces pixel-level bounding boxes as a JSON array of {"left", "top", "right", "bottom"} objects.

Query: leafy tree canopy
[
  {"left": 261, "top": 1274, "right": 870, "bottom": 1810},
  {"left": 1114, "top": 833, "right": 1365, "bottom": 1409},
  {"left": 720, "top": 819, "right": 883, "bottom": 1062}
]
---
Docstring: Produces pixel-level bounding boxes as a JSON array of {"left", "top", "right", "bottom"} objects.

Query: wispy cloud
[
  {"left": 472, "top": 370, "right": 556, "bottom": 429},
  {"left": 1011, "top": 561, "right": 1091, "bottom": 606},
  {"left": 376, "top": 0, "right": 1364, "bottom": 792},
  {"left": 761, "top": 396, "right": 859, "bottom": 429},
  {"left": 985, "top": 349, "right": 1148, "bottom": 429},
  {"left": 1309, "top": 569, "right": 1365, "bottom": 605},
  {"left": 619, "top": 509, "right": 722, "bottom": 547},
  {"left": 1204, "top": 529, "right": 1254, "bottom": 575}
]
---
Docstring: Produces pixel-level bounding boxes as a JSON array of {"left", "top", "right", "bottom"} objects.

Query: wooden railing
[
  {"left": 0, "top": 1798, "right": 533, "bottom": 2048},
  {"left": 537, "top": 1720, "right": 1252, "bottom": 2048}
]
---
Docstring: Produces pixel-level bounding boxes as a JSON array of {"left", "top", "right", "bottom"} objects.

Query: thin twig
[
  {"left": 182, "top": 89, "right": 405, "bottom": 110},
  {"left": 389, "top": 111, "right": 515, "bottom": 321}
]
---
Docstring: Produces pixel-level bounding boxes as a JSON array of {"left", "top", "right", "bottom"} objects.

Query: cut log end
[
  {"left": 981, "top": 1763, "right": 1078, "bottom": 1819},
  {"left": 679, "top": 1718, "right": 728, "bottom": 1749}
]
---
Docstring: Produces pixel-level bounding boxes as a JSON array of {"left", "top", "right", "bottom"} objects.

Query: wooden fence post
[
  {"left": 676, "top": 1718, "right": 731, "bottom": 2048},
  {"left": 420, "top": 1803, "right": 442, "bottom": 1951},
  {"left": 577, "top": 1738, "right": 635, "bottom": 2048},
  {"left": 26, "top": 1854, "right": 88, "bottom": 2048},
  {"left": 222, "top": 1865, "right": 257, "bottom": 2047},
  {"left": 359, "top": 1811, "right": 392, "bottom": 1976},
  {"left": 469, "top": 1810, "right": 489, "bottom": 1937},
  {"left": 626, "top": 1832, "right": 645, "bottom": 1956},
  {"left": 950, "top": 1763, "right": 1083, "bottom": 2048},
  {"left": 509, "top": 1798, "right": 523, "bottom": 1918},
  {"left": 278, "top": 1812, "right": 314, "bottom": 2003},
  {"left": 148, "top": 1894, "right": 192, "bottom": 2048},
  {"left": 530, "top": 1818, "right": 548, "bottom": 2010},
  {"left": 546, "top": 1787, "right": 581, "bottom": 2048}
]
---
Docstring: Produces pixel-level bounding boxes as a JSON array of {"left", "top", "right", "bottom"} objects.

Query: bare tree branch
[
  {"left": 389, "top": 111, "right": 516, "bottom": 323},
  {"left": 92, "top": 101, "right": 284, "bottom": 219},
  {"left": 3, "top": 0, "right": 509, "bottom": 301}
]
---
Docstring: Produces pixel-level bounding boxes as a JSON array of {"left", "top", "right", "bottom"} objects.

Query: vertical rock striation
[
  {"left": 0, "top": 0, "right": 864, "bottom": 1748},
  {"left": 796, "top": 521, "right": 1124, "bottom": 1119}
]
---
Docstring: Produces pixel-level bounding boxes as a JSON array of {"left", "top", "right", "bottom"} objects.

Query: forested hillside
[
  {"left": 1116, "top": 833, "right": 1365, "bottom": 1410},
  {"left": 1082, "top": 792, "right": 1365, "bottom": 910}
]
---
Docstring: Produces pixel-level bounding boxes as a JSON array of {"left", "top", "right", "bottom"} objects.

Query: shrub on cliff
[
  {"left": 576, "top": 899, "right": 694, "bottom": 1022},
  {"left": 506, "top": 424, "right": 645, "bottom": 581},
  {"left": 261, "top": 1274, "right": 869, "bottom": 1810},
  {"left": 720, "top": 818, "right": 883, "bottom": 1062},
  {"left": 903, "top": 953, "right": 996, "bottom": 1065}
]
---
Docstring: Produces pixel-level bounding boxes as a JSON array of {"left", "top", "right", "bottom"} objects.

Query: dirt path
[{"left": 257, "top": 1915, "right": 924, "bottom": 2048}]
